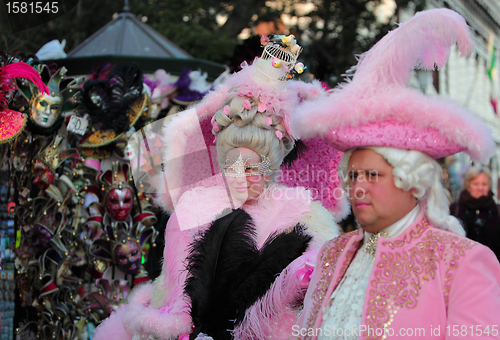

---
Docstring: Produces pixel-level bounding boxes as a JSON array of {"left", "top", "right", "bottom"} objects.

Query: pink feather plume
[
  {"left": 0, "top": 62, "right": 48, "bottom": 108},
  {"left": 292, "top": 8, "right": 494, "bottom": 163},
  {"left": 232, "top": 249, "right": 319, "bottom": 340},
  {"left": 349, "top": 8, "right": 471, "bottom": 92}
]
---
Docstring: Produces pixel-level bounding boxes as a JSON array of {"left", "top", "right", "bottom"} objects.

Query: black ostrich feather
[
  {"left": 282, "top": 139, "right": 308, "bottom": 168},
  {"left": 79, "top": 64, "right": 144, "bottom": 133},
  {"left": 184, "top": 209, "right": 311, "bottom": 340}
]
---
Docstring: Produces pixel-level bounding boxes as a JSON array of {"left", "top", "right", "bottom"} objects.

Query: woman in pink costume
[{"left": 93, "top": 36, "right": 347, "bottom": 340}]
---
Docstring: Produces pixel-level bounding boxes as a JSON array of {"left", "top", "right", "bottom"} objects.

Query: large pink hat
[
  {"left": 128, "top": 38, "right": 348, "bottom": 219},
  {"left": 292, "top": 8, "right": 495, "bottom": 163}
]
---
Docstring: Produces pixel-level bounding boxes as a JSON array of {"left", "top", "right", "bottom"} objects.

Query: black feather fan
[{"left": 184, "top": 208, "right": 311, "bottom": 340}]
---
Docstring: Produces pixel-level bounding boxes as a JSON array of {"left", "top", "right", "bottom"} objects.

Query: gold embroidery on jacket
[{"left": 363, "top": 219, "right": 476, "bottom": 340}]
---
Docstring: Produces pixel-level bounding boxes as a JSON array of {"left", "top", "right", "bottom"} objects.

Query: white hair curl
[
  {"left": 339, "top": 146, "right": 465, "bottom": 236},
  {"left": 213, "top": 94, "right": 293, "bottom": 173}
]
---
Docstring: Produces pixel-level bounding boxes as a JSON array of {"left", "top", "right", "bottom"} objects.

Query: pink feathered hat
[
  {"left": 292, "top": 8, "right": 495, "bottom": 163},
  {"left": 128, "top": 45, "right": 349, "bottom": 219}
]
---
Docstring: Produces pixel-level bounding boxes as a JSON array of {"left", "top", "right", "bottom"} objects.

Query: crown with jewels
[
  {"left": 17, "top": 64, "right": 82, "bottom": 137},
  {"left": 17, "top": 64, "right": 83, "bottom": 114}
]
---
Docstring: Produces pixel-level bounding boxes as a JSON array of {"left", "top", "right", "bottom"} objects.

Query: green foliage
[
  {"left": 299, "top": 0, "right": 425, "bottom": 86},
  {"left": 2, "top": 0, "right": 424, "bottom": 84}
]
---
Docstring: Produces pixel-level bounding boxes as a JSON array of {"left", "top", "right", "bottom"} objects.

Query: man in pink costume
[
  {"left": 290, "top": 9, "right": 500, "bottom": 340},
  {"left": 93, "top": 36, "right": 348, "bottom": 340}
]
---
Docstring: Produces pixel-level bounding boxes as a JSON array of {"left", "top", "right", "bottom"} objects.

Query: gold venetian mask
[{"left": 30, "top": 93, "right": 62, "bottom": 128}]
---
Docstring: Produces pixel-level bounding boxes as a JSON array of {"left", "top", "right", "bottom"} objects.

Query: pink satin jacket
[{"left": 295, "top": 211, "right": 500, "bottom": 340}]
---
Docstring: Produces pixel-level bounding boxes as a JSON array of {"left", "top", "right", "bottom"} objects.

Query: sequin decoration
[
  {"left": 0, "top": 110, "right": 26, "bottom": 143},
  {"left": 363, "top": 218, "right": 477, "bottom": 339},
  {"left": 220, "top": 153, "right": 273, "bottom": 177}
]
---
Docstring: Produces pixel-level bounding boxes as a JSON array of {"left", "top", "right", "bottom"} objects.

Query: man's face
[
  {"left": 105, "top": 188, "right": 133, "bottom": 221},
  {"left": 347, "top": 149, "right": 417, "bottom": 233},
  {"left": 30, "top": 93, "right": 62, "bottom": 128}
]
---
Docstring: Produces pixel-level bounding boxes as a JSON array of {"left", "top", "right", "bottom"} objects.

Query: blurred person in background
[{"left": 450, "top": 166, "right": 500, "bottom": 261}]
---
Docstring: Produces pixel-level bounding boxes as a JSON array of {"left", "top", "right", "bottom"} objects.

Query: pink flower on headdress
[
  {"left": 265, "top": 116, "right": 272, "bottom": 126},
  {"left": 261, "top": 35, "right": 270, "bottom": 45},
  {"left": 258, "top": 103, "right": 266, "bottom": 112},
  {"left": 243, "top": 99, "right": 251, "bottom": 110},
  {"left": 212, "top": 121, "right": 219, "bottom": 132},
  {"left": 223, "top": 105, "right": 230, "bottom": 115},
  {"left": 276, "top": 130, "right": 283, "bottom": 140}
]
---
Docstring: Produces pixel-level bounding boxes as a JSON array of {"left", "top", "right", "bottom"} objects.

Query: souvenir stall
[{"left": 0, "top": 49, "right": 215, "bottom": 339}]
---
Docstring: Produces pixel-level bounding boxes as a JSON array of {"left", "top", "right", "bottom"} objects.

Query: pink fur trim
[
  {"left": 286, "top": 79, "right": 325, "bottom": 103},
  {"left": 243, "top": 184, "right": 313, "bottom": 248},
  {"left": 93, "top": 305, "right": 133, "bottom": 340},
  {"left": 122, "top": 283, "right": 192, "bottom": 339},
  {"left": 140, "top": 185, "right": 333, "bottom": 339},
  {"left": 292, "top": 9, "right": 494, "bottom": 163}
]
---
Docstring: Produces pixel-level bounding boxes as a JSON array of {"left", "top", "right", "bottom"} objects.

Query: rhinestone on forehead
[{"left": 220, "top": 153, "right": 273, "bottom": 178}]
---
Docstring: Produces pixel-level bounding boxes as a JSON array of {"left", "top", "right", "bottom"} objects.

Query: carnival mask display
[
  {"left": 31, "top": 136, "right": 79, "bottom": 192},
  {"left": 17, "top": 65, "right": 82, "bottom": 134},
  {"left": 99, "top": 162, "right": 135, "bottom": 221},
  {"left": 30, "top": 92, "right": 62, "bottom": 128},
  {"left": 0, "top": 60, "right": 49, "bottom": 142},
  {"left": 33, "top": 158, "right": 54, "bottom": 191},
  {"left": 56, "top": 257, "right": 72, "bottom": 286},
  {"left": 112, "top": 240, "right": 141, "bottom": 275},
  {"left": 104, "top": 187, "right": 133, "bottom": 221}
]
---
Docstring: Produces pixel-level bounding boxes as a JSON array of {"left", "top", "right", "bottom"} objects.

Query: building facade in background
[{"left": 404, "top": 0, "right": 500, "bottom": 201}]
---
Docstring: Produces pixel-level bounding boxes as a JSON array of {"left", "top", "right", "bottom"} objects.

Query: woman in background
[{"left": 450, "top": 166, "right": 500, "bottom": 261}]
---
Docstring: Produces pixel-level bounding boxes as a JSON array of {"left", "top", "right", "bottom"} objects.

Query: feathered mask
[
  {"left": 0, "top": 61, "right": 48, "bottom": 142},
  {"left": 77, "top": 64, "right": 150, "bottom": 158}
]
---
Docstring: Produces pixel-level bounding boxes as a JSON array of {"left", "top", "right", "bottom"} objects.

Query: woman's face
[
  {"left": 467, "top": 173, "right": 490, "bottom": 199},
  {"left": 223, "top": 147, "right": 270, "bottom": 204}
]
